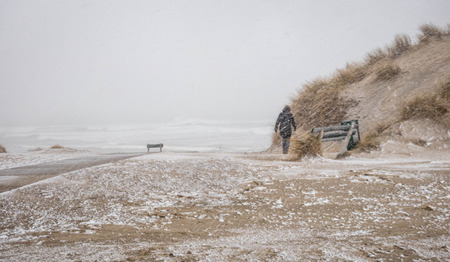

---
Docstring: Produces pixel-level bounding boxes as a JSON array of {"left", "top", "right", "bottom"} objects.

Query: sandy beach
[
  {"left": 0, "top": 149, "right": 449, "bottom": 261},
  {"left": 1, "top": 1, "right": 449, "bottom": 261}
]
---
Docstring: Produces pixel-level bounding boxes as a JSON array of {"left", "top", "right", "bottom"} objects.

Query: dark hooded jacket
[{"left": 275, "top": 106, "right": 297, "bottom": 138}]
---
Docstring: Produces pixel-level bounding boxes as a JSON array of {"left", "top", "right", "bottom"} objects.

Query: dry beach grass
[{"left": 272, "top": 24, "right": 450, "bottom": 158}]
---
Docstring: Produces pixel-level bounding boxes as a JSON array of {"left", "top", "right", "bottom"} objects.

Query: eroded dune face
[{"left": 277, "top": 34, "right": 450, "bottom": 157}]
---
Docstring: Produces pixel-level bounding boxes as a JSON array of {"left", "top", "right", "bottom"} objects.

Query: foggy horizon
[{"left": 1, "top": 0, "right": 449, "bottom": 126}]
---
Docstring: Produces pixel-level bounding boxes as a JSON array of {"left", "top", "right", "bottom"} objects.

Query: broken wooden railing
[
  {"left": 311, "top": 120, "right": 360, "bottom": 158},
  {"left": 147, "top": 143, "right": 163, "bottom": 152}
]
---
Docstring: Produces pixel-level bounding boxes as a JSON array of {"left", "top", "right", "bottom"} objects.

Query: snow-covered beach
[
  {"left": 1, "top": 148, "right": 449, "bottom": 261},
  {"left": 2, "top": 0, "right": 449, "bottom": 260},
  {"left": 0, "top": 120, "right": 274, "bottom": 154}
]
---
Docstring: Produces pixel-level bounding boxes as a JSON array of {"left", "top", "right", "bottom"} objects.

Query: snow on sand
[{"left": 0, "top": 151, "right": 449, "bottom": 261}]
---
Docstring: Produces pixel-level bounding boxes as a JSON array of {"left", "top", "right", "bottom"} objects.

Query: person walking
[{"left": 274, "top": 105, "right": 297, "bottom": 154}]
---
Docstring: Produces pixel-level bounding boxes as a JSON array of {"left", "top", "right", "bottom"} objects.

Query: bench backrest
[
  {"left": 311, "top": 120, "right": 360, "bottom": 150},
  {"left": 147, "top": 143, "right": 163, "bottom": 152}
]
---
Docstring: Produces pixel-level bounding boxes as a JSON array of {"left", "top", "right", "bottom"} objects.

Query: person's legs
[{"left": 282, "top": 138, "right": 290, "bottom": 154}]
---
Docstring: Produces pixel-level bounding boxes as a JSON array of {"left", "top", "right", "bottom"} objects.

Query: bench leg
[
  {"left": 319, "top": 128, "right": 324, "bottom": 141},
  {"left": 336, "top": 123, "right": 354, "bottom": 159}
]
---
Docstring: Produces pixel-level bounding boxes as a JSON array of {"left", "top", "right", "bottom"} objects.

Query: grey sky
[{"left": 1, "top": 0, "right": 449, "bottom": 126}]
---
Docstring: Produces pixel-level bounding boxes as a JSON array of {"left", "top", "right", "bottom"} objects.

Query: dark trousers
[{"left": 282, "top": 138, "right": 290, "bottom": 154}]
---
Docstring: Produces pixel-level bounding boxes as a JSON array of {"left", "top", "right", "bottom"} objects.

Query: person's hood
[{"left": 282, "top": 106, "right": 291, "bottom": 113}]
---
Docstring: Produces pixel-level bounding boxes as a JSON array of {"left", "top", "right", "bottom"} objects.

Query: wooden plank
[
  {"left": 336, "top": 123, "right": 355, "bottom": 159},
  {"left": 311, "top": 124, "right": 358, "bottom": 133},
  {"left": 321, "top": 136, "right": 347, "bottom": 142},
  {"left": 147, "top": 144, "right": 163, "bottom": 148},
  {"left": 322, "top": 130, "right": 357, "bottom": 139}
]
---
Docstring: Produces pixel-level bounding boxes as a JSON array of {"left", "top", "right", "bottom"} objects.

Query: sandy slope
[
  {"left": 0, "top": 150, "right": 449, "bottom": 261},
  {"left": 343, "top": 37, "right": 450, "bottom": 137}
]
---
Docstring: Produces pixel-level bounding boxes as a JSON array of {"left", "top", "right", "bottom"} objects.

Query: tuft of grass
[
  {"left": 402, "top": 96, "right": 447, "bottom": 121},
  {"left": 402, "top": 82, "right": 448, "bottom": 121},
  {"left": 0, "top": 144, "right": 6, "bottom": 153},
  {"left": 333, "top": 62, "right": 367, "bottom": 86},
  {"left": 418, "top": 23, "right": 448, "bottom": 43},
  {"left": 402, "top": 81, "right": 449, "bottom": 121},
  {"left": 272, "top": 132, "right": 282, "bottom": 148},
  {"left": 302, "top": 77, "right": 329, "bottom": 93},
  {"left": 290, "top": 78, "right": 358, "bottom": 132},
  {"left": 374, "top": 63, "right": 401, "bottom": 82},
  {"left": 438, "top": 81, "right": 450, "bottom": 101},
  {"left": 289, "top": 132, "right": 322, "bottom": 160},
  {"left": 28, "top": 147, "right": 43, "bottom": 152},
  {"left": 357, "top": 132, "right": 380, "bottom": 152},
  {"left": 356, "top": 122, "right": 391, "bottom": 153},
  {"left": 375, "top": 122, "right": 391, "bottom": 135},
  {"left": 365, "top": 48, "right": 388, "bottom": 66},
  {"left": 51, "top": 145, "right": 64, "bottom": 149},
  {"left": 387, "top": 34, "right": 411, "bottom": 58},
  {"left": 364, "top": 24, "right": 448, "bottom": 66}
]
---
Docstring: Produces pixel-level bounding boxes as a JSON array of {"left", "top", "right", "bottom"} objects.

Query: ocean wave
[{"left": 0, "top": 120, "right": 273, "bottom": 153}]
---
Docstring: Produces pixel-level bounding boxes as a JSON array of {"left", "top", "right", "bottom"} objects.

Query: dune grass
[
  {"left": 374, "top": 62, "right": 401, "bottom": 82},
  {"left": 272, "top": 23, "right": 449, "bottom": 155},
  {"left": 356, "top": 132, "right": 381, "bottom": 152},
  {"left": 334, "top": 62, "right": 368, "bottom": 86},
  {"left": 402, "top": 96, "right": 447, "bottom": 121},
  {"left": 438, "top": 81, "right": 450, "bottom": 101},
  {"left": 357, "top": 81, "right": 449, "bottom": 152},
  {"left": 387, "top": 34, "right": 411, "bottom": 58},
  {"left": 289, "top": 132, "right": 322, "bottom": 160},
  {"left": 28, "top": 147, "right": 43, "bottom": 152},
  {"left": 0, "top": 144, "right": 6, "bottom": 153},
  {"left": 287, "top": 31, "right": 415, "bottom": 133},
  {"left": 271, "top": 132, "right": 282, "bottom": 149},
  {"left": 365, "top": 48, "right": 388, "bottom": 66},
  {"left": 402, "top": 81, "right": 449, "bottom": 121},
  {"left": 418, "top": 23, "right": 450, "bottom": 43},
  {"left": 290, "top": 79, "right": 358, "bottom": 132}
]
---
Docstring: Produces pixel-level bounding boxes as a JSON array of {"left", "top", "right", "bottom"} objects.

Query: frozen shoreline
[{"left": 0, "top": 120, "right": 274, "bottom": 154}]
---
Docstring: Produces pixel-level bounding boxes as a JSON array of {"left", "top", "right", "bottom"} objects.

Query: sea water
[{"left": 0, "top": 119, "right": 274, "bottom": 153}]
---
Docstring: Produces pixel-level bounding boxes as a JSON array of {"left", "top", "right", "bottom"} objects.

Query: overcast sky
[{"left": 1, "top": 0, "right": 449, "bottom": 126}]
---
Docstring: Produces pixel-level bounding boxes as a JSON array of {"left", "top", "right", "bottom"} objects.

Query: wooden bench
[
  {"left": 147, "top": 143, "right": 163, "bottom": 152},
  {"left": 311, "top": 120, "right": 360, "bottom": 158}
]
